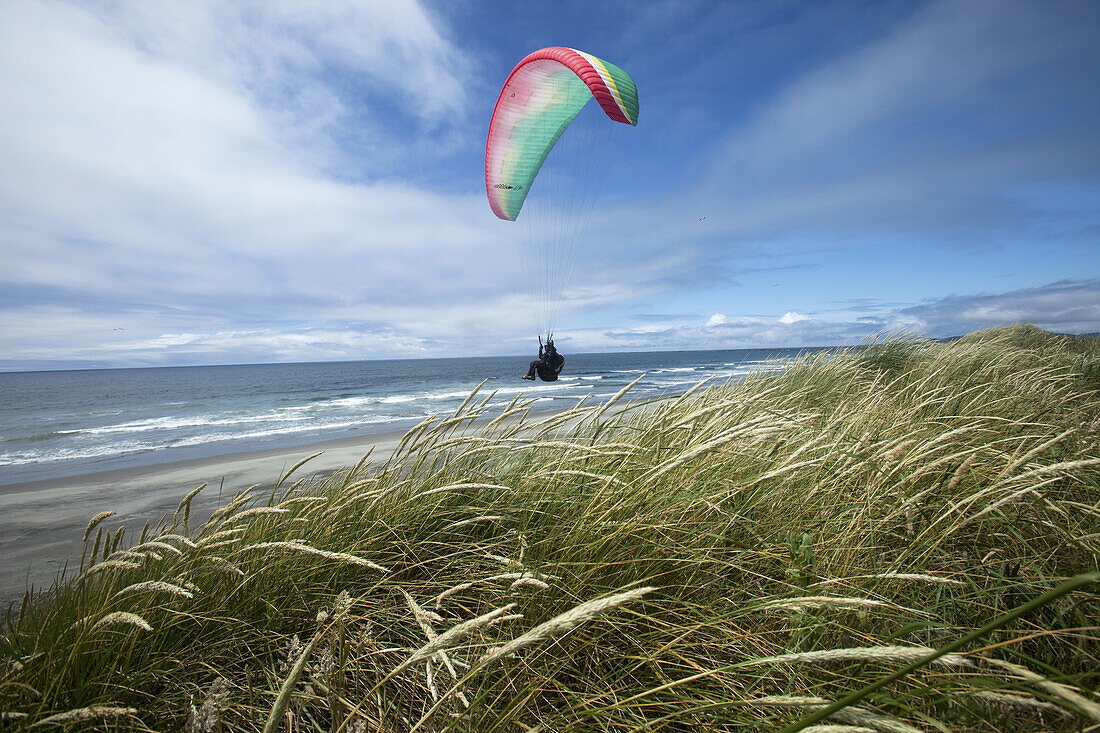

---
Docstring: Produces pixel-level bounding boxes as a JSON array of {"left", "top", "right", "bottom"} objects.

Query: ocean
[{"left": 0, "top": 348, "right": 821, "bottom": 487}]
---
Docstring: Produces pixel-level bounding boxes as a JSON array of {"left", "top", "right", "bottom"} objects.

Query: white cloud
[
  {"left": 0, "top": 1, "right": 1097, "bottom": 369},
  {"left": 903, "top": 279, "right": 1100, "bottom": 337},
  {"left": 2, "top": 279, "right": 1096, "bottom": 370},
  {"left": 0, "top": 1, "right": 510, "bottom": 350},
  {"left": 531, "top": 280, "right": 1100, "bottom": 355},
  {"left": 779, "top": 311, "right": 809, "bottom": 324}
]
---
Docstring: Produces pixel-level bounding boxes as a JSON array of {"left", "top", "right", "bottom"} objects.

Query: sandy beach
[
  {"left": 0, "top": 429, "right": 406, "bottom": 604},
  {"left": 0, "top": 395, "right": 612, "bottom": 604}
]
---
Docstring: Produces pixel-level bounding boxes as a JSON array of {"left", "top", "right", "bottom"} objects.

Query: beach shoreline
[
  {"left": 0, "top": 427, "right": 411, "bottom": 603},
  {"left": 0, "top": 396, "right": 597, "bottom": 603}
]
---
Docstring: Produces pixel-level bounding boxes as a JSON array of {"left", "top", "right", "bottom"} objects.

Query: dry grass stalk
[
  {"left": 967, "top": 690, "right": 1068, "bottom": 716},
  {"left": 535, "top": 468, "right": 625, "bottom": 486},
  {"left": 434, "top": 582, "right": 475, "bottom": 609},
  {"left": 278, "top": 496, "right": 328, "bottom": 508},
  {"left": 1009, "top": 456, "right": 1100, "bottom": 484},
  {"left": 442, "top": 515, "right": 505, "bottom": 531},
  {"left": 80, "top": 560, "right": 144, "bottom": 577},
  {"left": 400, "top": 590, "right": 469, "bottom": 708},
  {"left": 237, "top": 541, "right": 389, "bottom": 572},
  {"left": 82, "top": 512, "right": 116, "bottom": 543},
  {"left": 879, "top": 439, "right": 917, "bottom": 471},
  {"left": 496, "top": 438, "right": 621, "bottom": 457},
  {"left": 416, "top": 483, "right": 512, "bottom": 498},
  {"left": 866, "top": 573, "right": 964, "bottom": 585},
  {"left": 196, "top": 528, "right": 246, "bottom": 546},
  {"left": 984, "top": 657, "right": 1100, "bottom": 722},
  {"left": 220, "top": 507, "right": 289, "bottom": 526},
  {"left": 207, "top": 491, "right": 254, "bottom": 524},
  {"left": 130, "top": 540, "right": 184, "bottom": 556},
  {"left": 155, "top": 533, "right": 197, "bottom": 549},
  {"left": 665, "top": 398, "right": 745, "bottom": 432},
  {"left": 641, "top": 428, "right": 756, "bottom": 484},
  {"left": 401, "top": 589, "right": 440, "bottom": 641},
  {"left": 588, "top": 373, "right": 647, "bottom": 423},
  {"left": 478, "top": 587, "right": 655, "bottom": 667},
  {"left": 273, "top": 450, "right": 324, "bottom": 494},
  {"left": 106, "top": 550, "right": 153, "bottom": 564},
  {"left": 91, "top": 612, "right": 153, "bottom": 632},
  {"left": 752, "top": 696, "right": 922, "bottom": 733},
  {"left": 756, "top": 597, "right": 924, "bottom": 616},
  {"left": 407, "top": 604, "right": 518, "bottom": 664},
  {"left": 196, "top": 539, "right": 244, "bottom": 553},
  {"left": 947, "top": 453, "right": 977, "bottom": 493},
  {"left": 510, "top": 577, "right": 550, "bottom": 593},
  {"left": 425, "top": 658, "right": 438, "bottom": 701},
  {"left": 747, "top": 645, "right": 970, "bottom": 669},
  {"left": 113, "top": 581, "right": 195, "bottom": 600},
  {"left": 747, "top": 456, "right": 827, "bottom": 486},
  {"left": 29, "top": 706, "right": 136, "bottom": 728},
  {"left": 1000, "top": 427, "right": 1077, "bottom": 477},
  {"left": 175, "top": 483, "right": 206, "bottom": 520}
]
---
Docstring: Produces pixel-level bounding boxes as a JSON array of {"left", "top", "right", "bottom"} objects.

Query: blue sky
[{"left": 1, "top": 0, "right": 1098, "bottom": 370}]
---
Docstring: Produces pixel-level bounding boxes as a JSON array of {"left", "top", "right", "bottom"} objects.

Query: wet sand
[{"left": 0, "top": 430, "right": 407, "bottom": 604}]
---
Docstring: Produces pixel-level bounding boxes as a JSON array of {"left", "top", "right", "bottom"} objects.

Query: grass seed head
[
  {"left": 478, "top": 587, "right": 654, "bottom": 667},
  {"left": 747, "top": 645, "right": 971, "bottom": 669},
  {"left": 82, "top": 511, "right": 116, "bottom": 543},
  {"left": 91, "top": 612, "right": 153, "bottom": 632},
  {"left": 510, "top": 577, "right": 550, "bottom": 593},
  {"left": 29, "top": 707, "right": 136, "bottom": 728},
  {"left": 114, "top": 581, "right": 195, "bottom": 600},
  {"left": 407, "top": 603, "right": 518, "bottom": 664}
]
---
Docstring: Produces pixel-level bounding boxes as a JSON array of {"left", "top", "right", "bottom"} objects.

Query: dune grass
[{"left": 2, "top": 323, "right": 1099, "bottom": 731}]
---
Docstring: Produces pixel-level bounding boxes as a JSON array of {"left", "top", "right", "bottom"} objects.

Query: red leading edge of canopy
[{"left": 485, "top": 46, "right": 633, "bottom": 219}]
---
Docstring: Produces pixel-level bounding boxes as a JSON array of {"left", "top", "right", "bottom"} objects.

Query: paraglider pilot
[{"left": 523, "top": 335, "right": 565, "bottom": 381}]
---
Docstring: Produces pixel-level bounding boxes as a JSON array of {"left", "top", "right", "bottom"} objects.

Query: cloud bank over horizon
[{"left": 1, "top": 0, "right": 1097, "bottom": 370}]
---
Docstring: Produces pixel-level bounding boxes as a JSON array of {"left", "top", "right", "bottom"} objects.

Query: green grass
[{"left": 3, "top": 323, "right": 1099, "bottom": 732}]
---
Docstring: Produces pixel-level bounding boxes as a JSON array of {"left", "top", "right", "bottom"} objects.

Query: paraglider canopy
[
  {"left": 485, "top": 47, "right": 639, "bottom": 222},
  {"left": 487, "top": 46, "right": 639, "bottom": 348}
]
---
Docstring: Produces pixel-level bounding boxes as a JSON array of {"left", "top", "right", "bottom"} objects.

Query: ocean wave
[
  {"left": 376, "top": 395, "right": 418, "bottom": 404},
  {"left": 169, "top": 414, "right": 426, "bottom": 448},
  {"left": 0, "top": 440, "right": 160, "bottom": 466},
  {"left": 22, "top": 431, "right": 70, "bottom": 443},
  {"left": 321, "top": 389, "right": 487, "bottom": 407},
  {"left": 0, "top": 413, "right": 432, "bottom": 467},
  {"left": 490, "top": 382, "right": 588, "bottom": 397},
  {"left": 425, "top": 389, "right": 489, "bottom": 401},
  {"left": 57, "top": 411, "right": 313, "bottom": 436}
]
